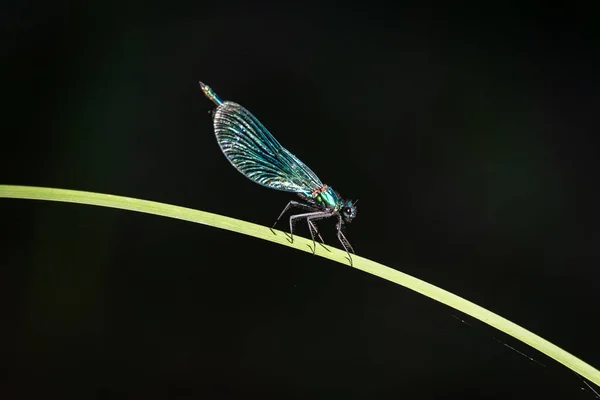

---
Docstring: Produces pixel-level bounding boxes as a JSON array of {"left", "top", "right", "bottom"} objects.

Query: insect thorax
[{"left": 310, "top": 185, "right": 340, "bottom": 209}]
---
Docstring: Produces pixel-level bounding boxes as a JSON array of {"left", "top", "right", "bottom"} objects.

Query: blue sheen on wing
[{"left": 213, "top": 101, "right": 324, "bottom": 195}]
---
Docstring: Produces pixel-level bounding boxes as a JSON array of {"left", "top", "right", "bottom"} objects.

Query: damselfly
[{"left": 199, "top": 82, "right": 357, "bottom": 263}]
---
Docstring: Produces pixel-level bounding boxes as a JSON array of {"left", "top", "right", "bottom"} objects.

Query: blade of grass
[{"left": 1, "top": 184, "right": 599, "bottom": 387}]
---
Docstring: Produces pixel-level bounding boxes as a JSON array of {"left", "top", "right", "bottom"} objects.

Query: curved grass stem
[{"left": 1, "top": 184, "right": 599, "bottom": 387}]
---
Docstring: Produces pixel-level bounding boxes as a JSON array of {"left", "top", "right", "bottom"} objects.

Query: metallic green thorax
[{"left": 315, "top": 186, "right": 341, "bottom": 209}]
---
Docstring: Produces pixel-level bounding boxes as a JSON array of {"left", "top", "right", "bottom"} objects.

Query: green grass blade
[{"left": 1, "top": 184, "right": 599, "bottom": 387}]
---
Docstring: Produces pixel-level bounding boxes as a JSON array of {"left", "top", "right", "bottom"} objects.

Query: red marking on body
[{"left": 311, "top": 185, "right": 329, "bottom": 198}]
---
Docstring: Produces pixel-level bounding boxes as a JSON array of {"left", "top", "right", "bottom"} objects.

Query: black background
[{"left": 2, "top": 2, "right": 599, "bottom": 399}]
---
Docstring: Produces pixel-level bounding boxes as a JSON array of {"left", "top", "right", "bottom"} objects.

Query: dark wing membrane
[{"left": 213, "top": 101, "right": 323, "bottom": 194}]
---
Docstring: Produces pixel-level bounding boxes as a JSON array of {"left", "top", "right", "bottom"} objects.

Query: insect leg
[
  {"left": 272, "top": 201, "right": 318, "bottom": 231},
  {"left": 307, "top": 220, "right": 325, "bottom": 243},
  {"left": 306, "top": 220, "right": 319, "bottom": 254},
  {"left": 306, "top": 214, "right": 334, "bottom": 254},
  {"left": 288, "top": 211, "right": 333, "bottom": 246},
  {"left": 336, "top": 215, "right": 355, "bottom": 265}
]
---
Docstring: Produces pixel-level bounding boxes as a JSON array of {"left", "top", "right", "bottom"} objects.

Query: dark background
[{"left": 2, "top": 1, "right": 599, "bottom": 398}]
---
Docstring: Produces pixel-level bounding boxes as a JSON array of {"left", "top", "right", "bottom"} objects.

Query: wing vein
[{"left": 213, "top": 101, "right": 323, "bottom": 194}]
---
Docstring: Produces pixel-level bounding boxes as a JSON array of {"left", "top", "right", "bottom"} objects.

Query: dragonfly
[{"left": 199, "top": 81, "right": 357, "bottom": 264}]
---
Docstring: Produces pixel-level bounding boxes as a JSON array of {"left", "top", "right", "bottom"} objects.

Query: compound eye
[{"left": 344, "top": 207, "right": 351, "bottom": 214}]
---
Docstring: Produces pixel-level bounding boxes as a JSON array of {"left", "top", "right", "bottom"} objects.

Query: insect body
[{"left": 199, "top": 81, "right": 357, "bottom": 263}]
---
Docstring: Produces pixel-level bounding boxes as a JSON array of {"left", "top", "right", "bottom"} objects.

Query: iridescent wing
[{"left": 212, "top": 101, "right": 324, "bottom": 195}]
